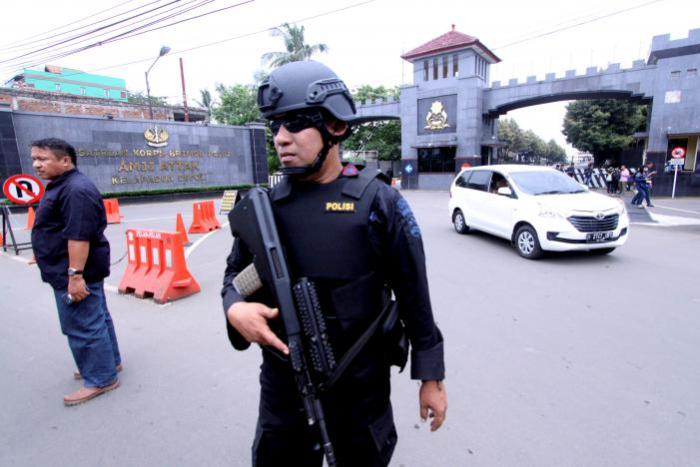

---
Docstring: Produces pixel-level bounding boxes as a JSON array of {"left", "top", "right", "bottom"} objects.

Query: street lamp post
[{"left": 145, "top": 46, "right": 170, "bottom": 120}]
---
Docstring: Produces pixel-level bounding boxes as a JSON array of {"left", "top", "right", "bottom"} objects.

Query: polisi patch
[{"left": 325, "top": 201, "right": 355, "bottom": 213}]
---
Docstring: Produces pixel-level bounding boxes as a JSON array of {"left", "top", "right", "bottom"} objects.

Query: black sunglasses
[{"left": 268, "top": 112, "right": 323, "bottom": 135}]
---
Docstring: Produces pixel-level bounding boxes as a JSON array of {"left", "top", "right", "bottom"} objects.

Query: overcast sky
[{"left": 2, "top": 0, "right": 698, "bottom": 155}]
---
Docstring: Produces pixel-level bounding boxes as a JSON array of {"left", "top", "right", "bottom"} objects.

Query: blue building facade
[{"left": 4, "top": 65, "right": 128, "bottom": 102}]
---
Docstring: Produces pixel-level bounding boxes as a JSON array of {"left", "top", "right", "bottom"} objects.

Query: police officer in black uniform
[{"left": 222, "top": 61, "right": 446, "bottom": 466}]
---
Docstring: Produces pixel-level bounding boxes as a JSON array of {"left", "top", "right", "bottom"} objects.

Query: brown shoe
[
  {"left": 63, "top": 379, "right": 120, "bottom": 406},
  {"left": 74, "top": 364, "right": 123, "bottom": 380}
]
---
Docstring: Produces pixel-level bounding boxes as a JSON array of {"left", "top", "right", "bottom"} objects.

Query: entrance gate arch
[{"left": 356, "top": 26, "right": 700, "bottom": 195}]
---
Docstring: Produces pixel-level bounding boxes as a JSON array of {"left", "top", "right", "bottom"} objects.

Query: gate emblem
[
  {"left": 144, "top": 126, "right": 169, "bottom": 148},
  {"left": 425, "top": 101, "right": 449, "bottom": 130}
]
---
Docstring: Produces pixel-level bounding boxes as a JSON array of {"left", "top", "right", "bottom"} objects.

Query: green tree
[
  {"left": 344, "top": 85, "right": 401, "bottom": 161},
  {"left": 261, "top": 23, "right": 328, "bottom": 67},
  {"left": 353, "top": 85, "right": 400, "bottom": 104},
  {"left": 498, "top": 118, "right": 567, "bottom": 163},
  {"left": 194, "top": 89, "right": 214, "bottom": 117},
  {"left": 128, "top": 90, "right": 167, "bottom": 106},
  {"left": 497, "top": 118, "right": 525, "bottom": 154},
  {"left": 544, "top": 139, "right": 567, "bottom": 163},
  {"left": 563, "top": 99, "right": 646, "bottom": 164},
  {"left": 211, "top": 83, "right": 261, "bottom": 126},
  {"left": 211, "top": 83, "right": 280, "bottom": 173}
]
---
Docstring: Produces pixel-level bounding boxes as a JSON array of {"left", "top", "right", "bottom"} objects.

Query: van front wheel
[{"left": 514, "top": 225, "right": 543, "bottom": 259}]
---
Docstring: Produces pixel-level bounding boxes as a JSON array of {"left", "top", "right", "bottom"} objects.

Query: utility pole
[{"left": 179, "top": 57, "right": 190, "bottom": 122}]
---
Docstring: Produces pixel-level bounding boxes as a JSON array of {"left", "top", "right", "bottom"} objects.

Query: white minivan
[{"left": 448, "top": 165, "right": 629, "bottom": 259}]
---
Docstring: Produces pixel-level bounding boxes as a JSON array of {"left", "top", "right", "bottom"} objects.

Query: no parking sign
[{"left": 2, "top": 174, "right": 45, "bottom": 204}]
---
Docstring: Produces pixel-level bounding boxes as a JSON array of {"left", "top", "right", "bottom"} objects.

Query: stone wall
[{"left": 6, "top": 111, "right": 267, "bottom": 194}]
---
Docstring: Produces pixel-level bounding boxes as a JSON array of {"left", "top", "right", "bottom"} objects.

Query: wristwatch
[{"left": 67, "top": 268, "right": 84, "bottom": 277}]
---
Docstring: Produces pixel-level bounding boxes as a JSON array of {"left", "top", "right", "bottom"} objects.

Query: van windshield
[{"left": 509, "top": 171, "right": 587, "bottom": 195}]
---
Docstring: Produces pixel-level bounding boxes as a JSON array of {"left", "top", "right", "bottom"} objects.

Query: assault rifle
[{"left": 228, "top": 187, "right": 337, "bottom": 466}]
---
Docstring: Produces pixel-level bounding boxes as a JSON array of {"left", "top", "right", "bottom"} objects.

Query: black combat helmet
[
  {"left": 257, "top": 60, "right": 356, "bottom": 122},
  {"left": 257, "top": 61, "right": 356, "bottom": 176}
]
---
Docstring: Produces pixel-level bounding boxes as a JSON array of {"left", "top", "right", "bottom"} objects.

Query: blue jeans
[
  {"left": 53, "top": 281, "right": 121, "bottom": 388},
  {"left": 632, "top": 185, "right": 650, "bottom": 206}
]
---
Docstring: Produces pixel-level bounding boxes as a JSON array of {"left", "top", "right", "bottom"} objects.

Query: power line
[
  {"left": 1, "top": 0, "right": 226, "bottom": 72},
  {"left": 0, "top": 0, "right": 139, "bottom": 51},
  {"left": 492, "top": 0, "right": 665, "bottom": 50},
  {"left": 3, "top": 0, "right": 247, "bottom": 73},
  {"left": 0, "top": 0, "right": 187, "bottom": 66},
  {"left": 3, "top": 0, "right": 376, "bottom": 81}
]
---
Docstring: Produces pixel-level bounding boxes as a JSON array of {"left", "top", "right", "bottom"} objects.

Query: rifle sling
[{"left": 320, "top": 300, "right": 397, "bottom": 392}]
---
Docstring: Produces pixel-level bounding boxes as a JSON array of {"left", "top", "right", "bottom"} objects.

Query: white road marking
[
  {"left": 0, "top": 251, "right": 32, "bottom": 263},
  {"left": 651, "top": 204, "right": 700, "bottom": 215},
  {"left": 185, "top": 221, "right": 229, "bottom": 259},
  {"left": 646, "top": 212, "right": 700, "bottom": 226}
]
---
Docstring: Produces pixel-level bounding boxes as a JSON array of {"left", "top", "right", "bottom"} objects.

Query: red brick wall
[
  {"left": 17, "top": 98, "right": 62, "bottom": 113},
  {"left": 0, "top": 88, "right": 205, "bottom": 122}
]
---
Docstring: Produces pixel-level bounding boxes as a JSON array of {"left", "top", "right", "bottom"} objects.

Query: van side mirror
[{"left": 497, "top": 186, "right": 513, "bottom": 197}]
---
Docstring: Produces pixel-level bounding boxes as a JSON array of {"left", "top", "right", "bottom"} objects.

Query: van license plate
[{"left": 586, "top": 231, "right": 614, "bottom": 242}]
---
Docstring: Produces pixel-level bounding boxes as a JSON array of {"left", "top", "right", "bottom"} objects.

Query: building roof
[{"left": 401, "top": 25, "right": 500, "bottom": 63}]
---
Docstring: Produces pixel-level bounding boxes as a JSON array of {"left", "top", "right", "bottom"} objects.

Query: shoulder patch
[
  {"left": 342, "top": 163, "right": 359, "bottom": 177},
  {"left": 396, "top": 198, "right": 421, "bottom": 238}
]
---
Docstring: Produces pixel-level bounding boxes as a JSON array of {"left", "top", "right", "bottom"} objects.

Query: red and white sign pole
[
  {"left": 670, "top": 147, "right": 686, "bottom": 199},
  {"left": 2, "top": 173, "right": 45, "bottom": 204}
]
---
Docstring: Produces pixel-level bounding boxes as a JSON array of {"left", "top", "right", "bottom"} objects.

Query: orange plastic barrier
[
  {"left": 176, "top": 213, "right": 191, "bottom": 246},
  {"left": 25, "top": 206, "right": 35, "bottom": 230},
  {"left": 118, "top": 229, "right": 200, "bottom": 303},
  {"left": 188, "top": 200, "right": 221, "bottom": 233},
  {"left": 103, "top": 198, "right": 122, "bottom": 224}
]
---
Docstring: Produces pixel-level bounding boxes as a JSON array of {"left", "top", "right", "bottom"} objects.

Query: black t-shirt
[{"left": 31, "top": 169, "right": 110, "bottom": 290}]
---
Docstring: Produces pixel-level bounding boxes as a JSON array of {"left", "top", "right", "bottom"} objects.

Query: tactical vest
[{"left": 270, "top": 170, "right": 389, "bottom": 352}]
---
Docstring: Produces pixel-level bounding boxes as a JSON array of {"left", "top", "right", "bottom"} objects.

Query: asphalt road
[{"left": 1, "top": 191, "right": 699, "bottom": 466}]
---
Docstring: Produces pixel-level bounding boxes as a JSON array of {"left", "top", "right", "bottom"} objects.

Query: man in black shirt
[
  {"left": 31, "top": 138, "right": 121, "bottom": 406},
  {"left": 222, "top": 61, "right": 446, "bottom": 466}
]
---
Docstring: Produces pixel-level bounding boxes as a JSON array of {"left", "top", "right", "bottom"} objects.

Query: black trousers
[
  {"left": 251, "top": 337, "right": 396, "bottom": 466},
  {"left": 252, "top": 402, "right": 397, "bottom": 467}
]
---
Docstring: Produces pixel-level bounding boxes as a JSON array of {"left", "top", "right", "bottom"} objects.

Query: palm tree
[
  {"left": 195, "top": 88, "right": 214, "bottom": 122},
  {"left": 261, "top": 23, "right": 328, "bottom": 68},
  {"left": 195, "top": 89, "right": 213, "bottom": 112}
]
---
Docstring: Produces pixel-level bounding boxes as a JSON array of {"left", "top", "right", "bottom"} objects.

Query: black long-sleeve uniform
[{"left": 221, "top": 169, "right": 444, "bottom": 466}]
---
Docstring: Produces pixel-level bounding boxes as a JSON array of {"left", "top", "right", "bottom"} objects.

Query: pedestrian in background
[
  {"left": 605, "top": 167, "right": 614, "bottom": 194},
  {"left": 631, "top": 167, "right": 652, "bottom": 207},
  {"left": 583, "top": 162, "right": 593, "bottom": 187},
  {"left": 30, "top": 138, "right": 122, "bottom": 406},
  {"left": 565, "top": 163, "right": 575, "bottom": 178},
  {"left": 611, "top": 167, "right": 621, "bottom": 194},
  {"left": 646, "top": 161, "right": 657, "bottom": 197},
  {"left": 628, "top": 167, "right": 637, "bottom": 192},
  {"left": 619, "top": 165, "right": 630, "bottom": 192}
]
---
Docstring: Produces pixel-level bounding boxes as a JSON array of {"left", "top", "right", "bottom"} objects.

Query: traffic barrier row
[
  {"left": 118, "top": 229, "right": 200, "bottom": 303},
  {"left": 103, "top": 198, "right": 122, "bottom": 224},
  {"left": 188, "top": 200, "right": 220, "bottom": 233}
]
